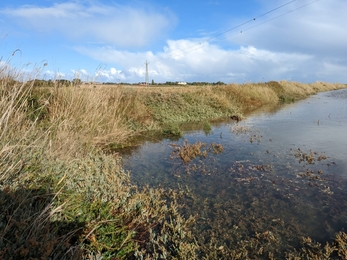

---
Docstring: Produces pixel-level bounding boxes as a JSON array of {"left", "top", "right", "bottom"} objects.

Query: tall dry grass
[
  {"left": 0, "top": 64, "right": 199, "bottom": 259},
  {"left": 46, "top": 86, "right": 134, "bottom": 156},
  {"left": 0, "top": 64, "right": 79, "bottom": 259},
  {"left": 280, "top": 80, "right": 346, "bottom": 96},
  {"left": 216, "top": 83, "right": 279, "bottom": 111},
  {"left": 0, "top": 63, "right": 49, "bottom": 184}
]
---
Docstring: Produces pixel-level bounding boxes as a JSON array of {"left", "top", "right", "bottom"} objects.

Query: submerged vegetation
[
  {"left": 170, "top": 140, "right": 224, "bottom": 164},
  {"left": 1, "top": 60, "right": 347, "bottom": 259}
]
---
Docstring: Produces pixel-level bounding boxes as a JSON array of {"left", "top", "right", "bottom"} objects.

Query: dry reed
[{"left": 46, "top": 86, "right": 134, "bottom": 156}]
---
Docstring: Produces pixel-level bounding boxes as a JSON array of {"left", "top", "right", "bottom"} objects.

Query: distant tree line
[
  {"left": 24, "top": 78, "right": 83, "bottom": 87},
  {"left": 102, "top": 81, "right": 226, "bottom": 86},
  {"left": 190, "top": 81, "right": 225, "bottom": 86},
  {"left": 103, "top": 82, "right": 132, "bottom": 85},
  {"left": 15, "top": 78, "right": 226, "bottom": 87}
]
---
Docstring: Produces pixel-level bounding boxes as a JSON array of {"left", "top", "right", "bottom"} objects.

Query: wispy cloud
[
  {"left": 208, "top": 1, "right": 220, "bottom": 5},
  {"left": 0, "top": 2, "right": 176, "bottom": 47},
  {"left": 2, "top": 0, "right": 346, "bottom": 83},
  {"left": 225, "top": 0, "right": 347, "bottom": 60}
]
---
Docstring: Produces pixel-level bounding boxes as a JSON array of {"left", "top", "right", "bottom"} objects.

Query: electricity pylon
[{"left": 145, "top": 60, "right": 149, "bottom": 86}]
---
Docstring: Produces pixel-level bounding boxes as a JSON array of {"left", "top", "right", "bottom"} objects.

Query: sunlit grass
[
  {"left": 1, "top": 58, "right": 347, "bottom": 259},
  {"left": 47, "top": 86, "right": 134, "bottom": 156},
  {"left": 0, "top": 64, "right": 198, "bottom": 259}
]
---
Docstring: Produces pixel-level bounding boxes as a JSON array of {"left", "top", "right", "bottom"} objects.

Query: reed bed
[{"left": 47, "top": 86, "right": 134, "bottom": 156}]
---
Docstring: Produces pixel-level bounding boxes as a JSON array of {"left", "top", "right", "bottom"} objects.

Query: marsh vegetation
[{"left": 1, "top": 61, "right": 347, "bottom": 259}]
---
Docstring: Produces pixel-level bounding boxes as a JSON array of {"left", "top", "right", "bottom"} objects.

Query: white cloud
[
  {"left": 95, "top": 67, "right": 126, "bottom": 82},
  {"left": 225, "top": 0, "right": 347, "bottom": 61},
  {"left": 75, "top": 39, "right": 332, "bottom": 83},
  {"left": 3, "top": 0, "right": 346, "bottom": 83},
  {"left": 1, "top": 2, "right": 176, "bottom": 47},
  {"left": 71, "top": 1, "right": 347, "bottom": 84},
  {"left": 70, "top": 69, "right": 91, "bottom": 81},
  {"left": 71, "top": 69, "right": 88, "bottom": 76},
  {"left": 44, "top": 70, "right": 65, "bottom": 79}
]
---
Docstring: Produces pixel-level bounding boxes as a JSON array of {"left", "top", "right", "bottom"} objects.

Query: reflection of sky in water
[
  {"left": 122, "top": 89, "right": 347, "bottom": 255},
  {"left": 244, "top": 90, "right": 347, "bottom": 175},
  {"left": 124, "top": 89, "right": 347, "bottom": 181}
]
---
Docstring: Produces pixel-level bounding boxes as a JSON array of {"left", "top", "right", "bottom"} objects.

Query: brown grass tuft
[{"left": 40, "top": 85, "right": 134, "bottom": 156}]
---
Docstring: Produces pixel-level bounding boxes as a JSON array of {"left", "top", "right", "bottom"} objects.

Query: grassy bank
[
  {"left": 79, "top": 81, "right": 347, "bottom": 144},
  {"left": 146, "top": 81, "right": 343, "bottom": 136},
  {"left": 1, "top": 63, "right": 347, "bottom": 259}
]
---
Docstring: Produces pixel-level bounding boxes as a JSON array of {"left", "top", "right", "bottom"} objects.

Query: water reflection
[{"left": 122, "top": 89, "right": 347, "bottom": 257}]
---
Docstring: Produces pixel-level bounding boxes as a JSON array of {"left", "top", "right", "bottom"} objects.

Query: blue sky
[{"left": 1, "top": 0, "right": 346, "bottom": 83}]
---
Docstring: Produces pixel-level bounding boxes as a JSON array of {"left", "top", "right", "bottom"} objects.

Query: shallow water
[{"left": 122, "top": 89, "right": 347, "bottom": 256}]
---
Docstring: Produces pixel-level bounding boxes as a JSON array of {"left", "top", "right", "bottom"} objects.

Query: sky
[{"left": 1, "top": 0, "right": 346, "bottom": 84}]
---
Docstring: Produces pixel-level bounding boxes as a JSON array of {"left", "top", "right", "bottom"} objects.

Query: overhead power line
[
  {"left": 197, "top": 0, "right": 298, "bottom": 45},
  {"left": 234, "top": 0, "right": 320, "bottom": 38},
  {"left": 141, "top": 0, "right": 320, "bottom": 76},
  {"left": 162, "top": 0, "right": 319, "bottom": 60}
]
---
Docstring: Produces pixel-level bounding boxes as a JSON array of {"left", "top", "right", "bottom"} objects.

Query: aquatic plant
[
  {"left": 230, "top": 123, "right": 263, "bottom": 143},
  {"left": 293, "top": 148, "right": 328, "bottom": 165},
  {"left": 170, "top": 140, "right": 224, "bottom": 164}
]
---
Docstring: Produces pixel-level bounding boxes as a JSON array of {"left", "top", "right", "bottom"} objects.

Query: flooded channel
[{"left": 122, "top": 89, "right": 347, "bottom": 258}]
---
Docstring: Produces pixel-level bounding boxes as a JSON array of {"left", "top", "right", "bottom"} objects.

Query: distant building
[{"left": 177, "top": 81, "right": 187, "bottom": 85}]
